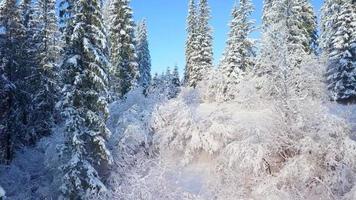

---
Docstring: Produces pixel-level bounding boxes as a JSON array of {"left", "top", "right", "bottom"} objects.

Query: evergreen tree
[
  {"left": 172, "top": 65, "right": 181, "bottom": 88},
  {"left": 136, "top": 19, "right": 152, "bottom": 89},
  {"left": 326, "top": 0, "right": 356, "bottom": 101},
  {"left": 0, "top": 58, "right": 15, "bottom": 164},
  {"left": 28, "top": 0, "right": 60, "bottom": 137},
  {"left": 320, "top": 0, "right": 343, "bottom": 56},
  {"left": 171, "top": 65, "right": 181, "bottom": 98},
  {"left": 191, "top": 0, "right": 213, "bottom": 87},
  {"left": 108, "top": 0, "right": 139, "bottom": 98},
  {"left": 220, "top": 0, "right": 255, "bottom": 100},
  {"left": 184, "top": 0, "right": 199, "bottom": 86},
  {"left": 19, "top": 0, "right": 32, "bottom": 28},
  {"left": 259, "top": 0, "right": 318, "bottom": 70},
  {"left": 58, "top": 0, "right": 113, "bottom": 198},
  {"left": 59, "top": 0, "right": 75, "bottom": 45},
  {"left": 0, "top": 0, "right": 31, "bottom": 162}
]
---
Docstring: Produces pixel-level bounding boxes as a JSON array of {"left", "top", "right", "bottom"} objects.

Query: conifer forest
[{"left": 0, "top": 0, "right": 355, "bottom": 199}]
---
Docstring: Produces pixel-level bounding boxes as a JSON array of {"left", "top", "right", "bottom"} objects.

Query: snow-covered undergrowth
[
  {"left": 0, "top": 126, "right": 64, "bottom": 199},
  {"left": 82, "top": 63, "right": 356, "bottom": 200},
  {"left": 1, "top": 73, "right": 356, "bottom": 199},
  {"left": 151, "top": 87, "right": 356, "bottom": 199},
  {"left": 103, "top": 65, "right": 356, "bottom": 199}
]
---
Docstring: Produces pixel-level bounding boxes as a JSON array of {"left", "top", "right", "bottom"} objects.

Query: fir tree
[
  {"left": 184, "top": 0, "right": 199, "bottom": 86},
  {"left": 260, "top": 0, "right": 318, "bottom": 69},
  {"left": 0, "top": 0, "right": 31, "bottom": 162},
  {"left": 19, "top": 0, "right": 32, "bottom": 28},
  {"left": 136, "top": 19, "right": 152, "bottom": 89},
  {"left": 172, "top": 65, "right": 181, "bottom": 88},
  {"left": 0, "top": 58, "right": 15, "bottom": 164},
  {"left": 191, "top": 0, "right": 213, "bottom": 87},
  {"left": 59, "top": 0, "right": 75, "bottom": 45},
  {"left": 108, "top": 0, "right": 139, "bottom": 98},
  {"left": 320, "top": 0, "right": 343, "bottom": 56},
  {"left": 326, "top": 0, "right": 356, "bottom": 101},
  {"left": 28, "top": 0, "right": 60, "bottom": 137},
  {"left": 220, "top": 0, "right": 255, "bottom": 100},
  {"left": 58, "top": 0, "right": 113, "bottom": 198},
  {"left": 171, "top": 65, "right": 181, "bottom": 97}
]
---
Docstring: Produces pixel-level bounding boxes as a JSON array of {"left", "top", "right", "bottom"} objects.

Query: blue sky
[{"left": 131, "top": 0, "right": 324, "bottom": 75}]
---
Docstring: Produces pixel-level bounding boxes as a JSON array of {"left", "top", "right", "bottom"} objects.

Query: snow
[
  {"left": 0, "top": 186, "right": 5, "bottom": 198},
  {"left": 328, "top": 103, "right": 356, "bottom": 139},
  {"left": 1, "top": 82, "right": 356, "bottom": 199}
]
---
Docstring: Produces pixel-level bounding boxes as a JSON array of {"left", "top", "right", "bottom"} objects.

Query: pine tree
[
  {"left": 59, "top": 0, "right": 75, "bottom": 45},
  {"left": 259, "top": 0, "right": 318, "bottom": 69},
  {"left": 58, "top": 0, "right": 113, "bottom": 198},
  {"left": 28, "top": 0, "right": 60, "bottom": 137},
  {"left": 171, "top": 65, "right": 181, "bottom": 97},
  {"left": 108, "top": 0, "right": 139, "bottom": 98},
  {"left": 19, "top": 0, "right": 32, "bottom": 28},
  {"left": 190, "top": 0, "right": 213, "bottom": 87},
  {"left": 172, "top": 65, "right": 181, "bottom": 88},
  {"left": 219, "top": 0, "right": 255, "bottom": 100},
  {"left": 0, "top": 58, "right": 15, "bottom": 164},
  {"left": 320, "top": 0, "right": 343, "bottom": 56},
  {"left": 136, "top": 19, "right": 152, "bottom": 89},
  {"left": 326, "top": 0, "right": 356, "bottom": 101},
  {"left": 0, "top": 0, "right": 31, "bottom": 162},
  {"left": 184, "top": 0, "right": 199, "bottom": 86}
]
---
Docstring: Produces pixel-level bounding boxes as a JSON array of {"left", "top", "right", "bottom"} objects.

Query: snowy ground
[{"left": 328, "top": 103, "right": 356, "bottom": 140}]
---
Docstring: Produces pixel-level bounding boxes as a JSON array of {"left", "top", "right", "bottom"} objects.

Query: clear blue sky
[{"left": 131, "top": 0, "right": 324, "bottom": 76}]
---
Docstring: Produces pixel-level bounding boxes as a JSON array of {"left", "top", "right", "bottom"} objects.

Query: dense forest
[{"left": 0, "top": 0, "right": 355, "bottom": 199}]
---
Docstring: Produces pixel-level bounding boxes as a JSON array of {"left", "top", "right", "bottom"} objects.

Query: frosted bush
[{"left": 150, "top": 57, "right": 356, "bottom": 199}]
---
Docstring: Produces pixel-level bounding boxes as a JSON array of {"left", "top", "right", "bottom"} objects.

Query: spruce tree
[
  {"left": 326, "top": 0, "right": 356, "bottom": 101},
  {"left": 59, "top": 0, "right": 75, "bottom": 45},
  {"left": 172, "top": 65, "right": 181, "bottom": 88},
  {"left": 0, "top": 58, "right": 15, "bottom": 164},
  {"left": 108, "top": 0, "right": 139, "bottom": 98},
  {"left": 320, "top": 0, "right": 343, "bottom": 56},
  {"left": 260, "top": 0, "right": 318, "bottom": 69},
  {"left": 28, "top": 0, "right": 60, "bottom": 137},
  {"left": 184, "top": 0, "right": 199, "bottom": 86},
  {"left": 220, "top": 0, "right": 255, "bottom": 100},
  {"left": 171, "top": 65, "right": 181, "bottom": 98},
  {"left": 136, "top": 19, "right": 152, "bottom": 89},
  {"left": 19, "top": 0, "right": 32, "bottom": 28},
  {"left": 0, "top": 0, "right": 31, "bottom": 162},
  {"left": 191, "top": 0, "right": 213, "bottom": 87},
  {"left": 58, "top": 0, "right": 113, "bottom": 198}
]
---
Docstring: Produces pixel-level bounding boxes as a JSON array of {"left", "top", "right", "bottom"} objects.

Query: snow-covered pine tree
[
  {"left": 0, "top": 56, "right": 15, "bottom": 164},
  {"left": 184, "top": 0, "right": 199, "bottom": 86},
  {"left": 108, "top": 0, "right": 139, "bottom": 98},
  {"left": 58, "top": 0, "right": 113, "bottom": 198},
  {"left": 219, "top": 0, "right": 255, "bottom": 101},
  {"left": 171, "top": 65, "right": 181, "bottom": 98},
  {"left": 28, "top": 0, "right": 60, "bottom": 137},
  {"left": 326, "top": 0, "right": 356, "bottom": 101},
  {"left": 136, "top": 19, "right": 152, "bottom": 89},
  {"left": 172, "top": 65, "right": 181, "bottom": 88},
  {"left": 190, "top": 0, "right": 213, "bottom": 87},
  {"left": 320, "top": 0, "right": 344, "bottom": 57},
  {"left": 300, "top": 0, "right": 318, "bottom": 54},
  {"left": 259, "top": 0, "right": 318, "bottom": 71},
  {"left": 0, "top": 0, "right": 31, "bottom": 162},
  {"left": 19, "top": 0, "right": 32, "bottom": 28},
  {"left": 59, "top": 0, "right": 74, "bottom": 45}
]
